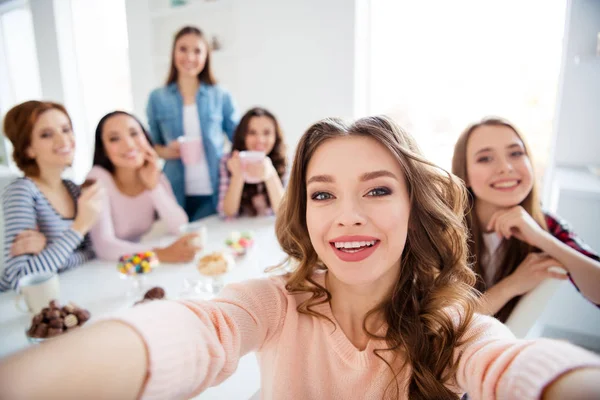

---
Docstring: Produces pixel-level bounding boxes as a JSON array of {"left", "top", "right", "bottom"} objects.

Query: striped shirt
[{"left": 0, "top": 178, "right": 94, "bottom": 292}]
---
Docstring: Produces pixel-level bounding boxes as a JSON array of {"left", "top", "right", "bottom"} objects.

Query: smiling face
[
  {"left": 305, "top": 136, "right": 411, "bottom": 286},
  {"left": 466, "top": 124, "right": 534, "bottom": 210},
  {"left": 173, "top": 33, "right": 208, "bottom": 79},
  {"left": 26, "top": 109, "right": 75, "bottom": 171},
  {"left": 244, "top": 116, "right": 277, "bottom": 153},
  {"left": 101, "top": 114, "right": 149, "bottom": 170}
]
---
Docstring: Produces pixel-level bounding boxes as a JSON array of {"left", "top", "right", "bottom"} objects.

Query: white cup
[
  {"left": 239, "top": 151, "right": 266, "bottom": 184},
  {"left": 179, "top": 222, "right": 208, "bottom": 249},
  {"left": 15, "top": 273, "right": 60, "bottom": 314}
]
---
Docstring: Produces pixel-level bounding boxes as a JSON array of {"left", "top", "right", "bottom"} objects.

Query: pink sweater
[
  {"left": 110, "top": 273, "right": 600, "bottom": 400},
  {"left": 87, "top": 166, "right": 188, "bottom": 261}
]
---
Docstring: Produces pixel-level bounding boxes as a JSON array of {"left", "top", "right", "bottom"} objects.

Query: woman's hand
[
  {"left": 154, "top": 233, "right": 201, "bottom": 263},
  {"left": 72, "top": 183, "right": 104, "bottom": 235},
  {"left": 487, "top": 205, "right": 548, "bottom": 248},
  {"left": 155, "top": 140, "right": 180, "bottom": 160},
  {"left": 543, "top": 368, "right": 600, "bottom": 399},
  {"left": 11, "top": 229, "right": 47, "bottom": 256},
  {"left": 503, "top": 252, "right": 569, "bottom": 297},
  {"left": 244, "top": 157, "right": 276, "bottom": 182},
  {"left": 138, "top": 146, "right": 161, "bottom": 190},
  {"left": 226, "top": 151, "right": 243, "bottom": 177}
]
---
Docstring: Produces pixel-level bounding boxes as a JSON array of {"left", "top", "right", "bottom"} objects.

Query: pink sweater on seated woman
[
  {"left": 108, "top": 272, "right": 600, "bottom": 400},
  {"left": 87, "top": 166, "right": 188, "bottom": 261}
]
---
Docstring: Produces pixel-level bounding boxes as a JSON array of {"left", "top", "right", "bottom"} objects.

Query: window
[
  {"left": 0, "top": 3, "right": 42, "bottom": 167},
  {"left": 368, "top": 0, "right": 567, "bottom": 175}
]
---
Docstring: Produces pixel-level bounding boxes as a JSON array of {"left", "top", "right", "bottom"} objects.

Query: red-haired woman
[{"left": 0, "top": 101, "right": 102, "bottom": 291}]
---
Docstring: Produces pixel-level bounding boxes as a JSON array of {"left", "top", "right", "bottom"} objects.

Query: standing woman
[
  {"left": 0, "top": 101, "right": 102, "bottom": 291},
  {"left": 146, "top": 26, "right": 239, "bottom": 221}
]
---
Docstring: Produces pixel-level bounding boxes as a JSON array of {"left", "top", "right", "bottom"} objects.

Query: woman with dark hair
[
  {"left": 86, "top": 111, "right": 197, "bottom": 263},
  {"left": 218, "top": 107, "right": 287, "bottom": 217},
  {"left": 452, "top": 118, "right": 600, "bottom": 321},
  {"left": 0, "top": 101, "right": 102, "bottom": 291},
  {"left": 146, "top": 25, "right": 239, "bottom": 221}
]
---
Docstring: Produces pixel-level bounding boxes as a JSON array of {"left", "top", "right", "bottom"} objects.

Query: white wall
[{"left": 125, "top": 0, "right": 359, "bottom": 151}]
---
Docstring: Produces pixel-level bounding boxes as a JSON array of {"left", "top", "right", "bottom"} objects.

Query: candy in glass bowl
[
  {"left": 117, "top": 251, "right": 159, "bottom": 296},
  {"left": 225, "top": 231, "right": 254, "bottom": 257}
]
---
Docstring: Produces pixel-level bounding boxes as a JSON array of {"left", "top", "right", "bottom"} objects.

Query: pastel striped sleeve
[
  {"left": 217, "top": 154, "right": 232, "bottom": 218},
  {"left": 0, "top": 180, "right": 85, "bottom": 292}
]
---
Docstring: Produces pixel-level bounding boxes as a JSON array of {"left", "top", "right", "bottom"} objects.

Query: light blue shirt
[{"left": 146, "top": 83, "right": 238, "bottom": 208}]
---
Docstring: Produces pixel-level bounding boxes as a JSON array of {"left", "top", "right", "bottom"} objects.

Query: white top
[
  {"left": 183, "top": 104, "right": 213, "bottom": 196},
  {"left": 482, "top": 232, "right": 503, "bottom": 287}
]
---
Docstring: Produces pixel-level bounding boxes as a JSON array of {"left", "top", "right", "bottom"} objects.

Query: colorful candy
[
  {"left": 225, "top": 231, "right": 254, "bottom": 256},
  {"left": 117, "top": 251, "right": 158, "bottom": 275}
]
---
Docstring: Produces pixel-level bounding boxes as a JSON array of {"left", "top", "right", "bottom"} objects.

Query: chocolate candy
[
  {"left": 47, "top": 327, "right": 63, "bottom": 337},
  {"left": 27, "top": 324, "right": 36, "bottom": 337},
  {"left": 81, "top": 178, "right": 96, "bottom": 190},
  {"left": 32, "top": 314, "right": 44, "bottom": 325},
  {"left": 62, "top": 304, "right": 75, "bottom": 313},
  {"left": 49, "top": 318, "right": 64, "bottom": 329},
  {"left": 27, "top": 300, "right": 91, "bottom": 340},
  {"left": 74, "top": 309, "right": 90, "bottom": 323},
  {"left": 63, "top": 314, "right": 78, "bottom": 329},
  {"left": 33, "top": 323, "right": 48, "bottom": 338},
  {"left": 144, "top": 287, "right": 165, "bottom": 300},
  {"left": 133, "top": 287, "right": 166, "bottom": 306}
]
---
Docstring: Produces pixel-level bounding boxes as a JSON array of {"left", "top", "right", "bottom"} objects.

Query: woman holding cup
[
  {"left": 87, "top": 111, "right": 198, "bottom": 263},
  {"left": 218, "top": 107, "right": 287, "bottom": 217},
  {"left": 0, "top": 101, "right": 102, "bottom": 292},
  {"left": 146, "top": 26, "right": 239, "bottom": 221}
]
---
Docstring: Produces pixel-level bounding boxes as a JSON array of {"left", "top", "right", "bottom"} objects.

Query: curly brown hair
[
  {"left": 274, "top": 116, "right": 479, "bottom": 399},
  {"left": 231, "top": 107, "right": 287, "bottom": 216},
  {"left": 452, "top": 117, "right": 547, "bottom": 322},
  {"left": 3, "top": 100, "right": 72, "bottom": 177}
]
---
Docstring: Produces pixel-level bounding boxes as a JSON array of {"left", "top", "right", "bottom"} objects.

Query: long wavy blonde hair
[
  {"left": 275, "top": 116, "right": 479, "bottom": 399},
  {"left": 452, "top": 117, "right": 547, "bottom": 322}
]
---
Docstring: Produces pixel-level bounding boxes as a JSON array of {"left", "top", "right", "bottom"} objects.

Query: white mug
[
  {"left": 15, "top": 273, "right": 60, "bottom": 314},
  {"left": 179, "top": 222, "right": 208, "bottom": 248},
  {"left": 239, "top": 151, "right": 266, "bottom": 184}
]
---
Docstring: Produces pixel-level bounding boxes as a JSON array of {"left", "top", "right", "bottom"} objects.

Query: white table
[{"left": 0, "top": 215, "right": 286, "bottom": 399}]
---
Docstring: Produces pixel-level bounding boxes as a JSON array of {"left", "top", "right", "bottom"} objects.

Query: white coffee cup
[
  {"left": 239, "top": 151, "right": 266, "bottom": 184},
  {"left": 15, "top": 273, "right": 60, "bottom": 314},
  {"left": 179, "top": 222, "right": 208, "bottom": 249}
]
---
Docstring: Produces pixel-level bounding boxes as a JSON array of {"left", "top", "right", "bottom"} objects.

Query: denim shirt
[{"left": 146, "top": 83, "right": 238, "bottom": 208}]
